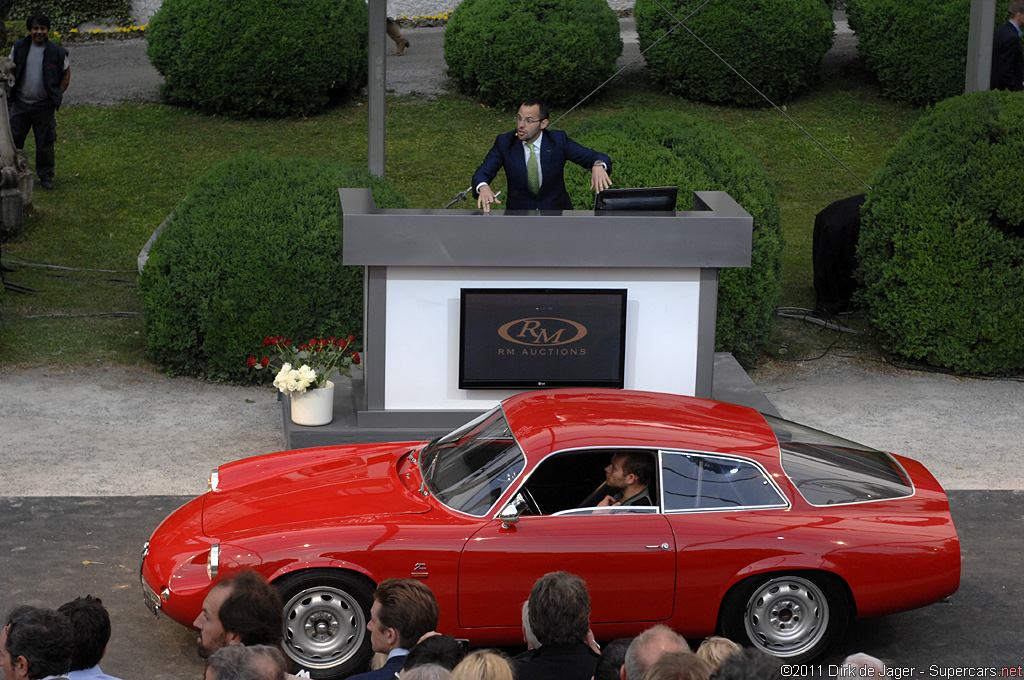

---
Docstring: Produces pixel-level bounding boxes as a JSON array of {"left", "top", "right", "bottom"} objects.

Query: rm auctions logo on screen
[{"left": 497, "top": 317, "right": 589, "bottom": 346}]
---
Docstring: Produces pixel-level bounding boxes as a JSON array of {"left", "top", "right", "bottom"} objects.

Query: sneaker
[{"left": 40, "top": 178, "right": 54, "bottom": 190}]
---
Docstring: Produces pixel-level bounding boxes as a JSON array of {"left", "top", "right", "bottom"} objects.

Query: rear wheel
[
  {"left": 720, "top": 572, "right": 848, "bottom": 663},
  {"left": 276, "top": 570, "right": 375, "bottom": 679}
]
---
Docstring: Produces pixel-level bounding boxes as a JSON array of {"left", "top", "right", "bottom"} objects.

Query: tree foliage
[
  {"left": 147, "top": 0, "right": 367, "bottom": 117},
  {"left": 635, "top": 0, "right": 833, "bottom": 107},
  {"left": 139, "top": 155, "right": 408, "bottom": 382},
  {"left": 444, "top": 0, "right": 622, "bottom": 109},
  {"left": 856, "top": 91, "right": 1024, "bottom": 374}
]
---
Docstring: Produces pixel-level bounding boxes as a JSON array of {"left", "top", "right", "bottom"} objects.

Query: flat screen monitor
[
  {"left": 459, "top": 288, "right": 627, "bottom": 390},
  {"left": 594, "top": 186, "right": 678, "bottom": 212}
]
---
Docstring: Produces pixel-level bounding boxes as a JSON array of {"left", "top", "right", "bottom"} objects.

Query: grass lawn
[{"left": 0, "top": 65, "right": 920, "bottom": 370}]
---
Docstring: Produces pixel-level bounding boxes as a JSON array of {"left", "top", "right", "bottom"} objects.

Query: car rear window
[{"left": 765, "top": 415, "right": 913, "bottom": 506}]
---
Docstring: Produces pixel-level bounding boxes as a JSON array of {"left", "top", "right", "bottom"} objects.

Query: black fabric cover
[{"left": 812, "top": 193, "right": 866, "bottom": 315}]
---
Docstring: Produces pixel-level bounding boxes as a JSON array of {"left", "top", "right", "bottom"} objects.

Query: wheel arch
[{"left": 716, "top": 568, "right": 856, "bottom": 631}]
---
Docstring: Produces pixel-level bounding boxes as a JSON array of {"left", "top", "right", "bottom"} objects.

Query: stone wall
[{"left": 131, "top": 0, "right": 634, "bottom": 25}]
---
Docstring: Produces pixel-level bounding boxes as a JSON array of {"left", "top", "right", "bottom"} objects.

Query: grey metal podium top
[{"left": 338, "top": 189, "right": 753, "bottom": 269}]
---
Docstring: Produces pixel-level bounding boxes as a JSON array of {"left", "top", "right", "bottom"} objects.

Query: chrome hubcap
[
  {"left": 744, "top": 576, "right": 828, "bottom": 658},
  {"left": 283, "top": 586, "right": 365, "bottom": 670}
]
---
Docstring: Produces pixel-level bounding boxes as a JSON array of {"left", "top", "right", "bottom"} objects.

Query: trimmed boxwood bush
[
  {"left": 846, "top": 0, "right": 969, "bottom": 106},
  {"left": 147, "top": 0, "right": 367, "bottom": 117},
  {"left": 562, "top": 111, "right": 782, "bottom": 366},
  {"left": 444, "top": 0, "right": 622, "bottom": 109},
  {"left": 635, "top": 0, "right": 833, "bottom": 107},
  {"left": 138, "top": 155, "right": 408, "bottom": 383},
  {"left": 856, "top": 90, "right": 1024, "bottom": 375}
]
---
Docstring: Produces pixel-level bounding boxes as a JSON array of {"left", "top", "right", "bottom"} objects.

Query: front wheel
[
  {"left": 719, "top": 572, "right": 849, "bottom": 663},
  {"left": 276, "top": 570, "right": 375, "bottom": 679}
]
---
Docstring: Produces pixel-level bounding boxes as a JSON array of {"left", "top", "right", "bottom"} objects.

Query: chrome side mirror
[{"left": 498, "top": 503, "right": 520, "bottom": 529}]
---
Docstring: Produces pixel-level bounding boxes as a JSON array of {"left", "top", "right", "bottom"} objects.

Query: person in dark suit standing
[
  {"left": 473, "top": 99, "right": 612, "bottom": 212},
  {"left": 350, "top": 579, "right": 440, "bottom": 680},
  {"left": 991, "top": 1, "right": 1024, "bottom": 91}
]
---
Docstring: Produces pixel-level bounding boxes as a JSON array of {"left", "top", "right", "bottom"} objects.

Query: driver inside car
[{"left": 579, "top": 452, "right": 655, "bottom": 508}]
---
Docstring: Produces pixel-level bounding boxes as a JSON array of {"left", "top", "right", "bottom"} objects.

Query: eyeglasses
[{"left": 515, "top": 116, "right": 543, "bottom": 125}]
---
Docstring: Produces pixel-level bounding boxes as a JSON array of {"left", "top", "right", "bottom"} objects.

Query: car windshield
[
  {"left": 766, "top": 415, "right": 913, "bottom": 506},
  {"left": 420, "top": 406, "right": 526, "bottom": 517}
]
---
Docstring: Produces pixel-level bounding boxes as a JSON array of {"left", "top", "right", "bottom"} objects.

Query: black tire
[
  {"left": 719, "top": 572, "right": 849, "bottom": 663},
  {"left": 275, "top": 569, "right": 376, "bottom": 679}
]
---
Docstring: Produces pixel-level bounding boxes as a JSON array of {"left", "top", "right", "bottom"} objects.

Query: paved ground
[{"left": 3, "top": 14, "right": 1024, "bottom": 680}]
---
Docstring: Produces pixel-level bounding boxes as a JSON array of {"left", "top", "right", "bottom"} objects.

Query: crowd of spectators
[{"left": 1, "top": 570, "right": 887, "bottom": 680}]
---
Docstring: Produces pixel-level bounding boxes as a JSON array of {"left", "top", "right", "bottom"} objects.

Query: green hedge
[
  {"left": 147, "top": 0, "right": 367, "bottom": 117},
  {"left": 138, "top": 155, "right": 409, "bottom": 383},
  {"left": 856, "top": 91, "right": 1024, "bottom": 374},
  {"left": 444, "top": 0, "right": 622, "bottom": 109},
  {"left": 8, "top": 0, "right": 130, "bottom": 31},
  {"left": 846, "top": 0, "right": 969, "bottom": 106},
  {"left": 635, "top": 0, "right": 833, "bottom": 107},
  {"left": 562, "top": 112, "right": 782, "bottom": 366}
]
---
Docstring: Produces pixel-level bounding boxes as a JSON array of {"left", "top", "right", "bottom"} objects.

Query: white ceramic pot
[{"left": 290, "top": 380, "right": 335, "bottom": 426}]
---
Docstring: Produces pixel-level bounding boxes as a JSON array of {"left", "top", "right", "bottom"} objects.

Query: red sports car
[{"left": 140, "top": 389, "right": 959, "bottom": 677}]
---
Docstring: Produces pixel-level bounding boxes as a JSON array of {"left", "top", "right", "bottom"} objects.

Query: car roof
[{"left": 501, "top": 389, "right": 781, "bottom": 465}]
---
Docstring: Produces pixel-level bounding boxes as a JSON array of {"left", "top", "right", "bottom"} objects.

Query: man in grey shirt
[{"left": 9, "top": 13, "right": 70, "bottom": 190}]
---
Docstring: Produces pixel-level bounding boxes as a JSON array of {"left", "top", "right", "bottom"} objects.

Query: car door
[{"left": 456, "top": 449, "right": 676, "bottom": 630}]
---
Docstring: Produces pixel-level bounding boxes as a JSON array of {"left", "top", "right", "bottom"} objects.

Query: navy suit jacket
[
  {"left": 991, "top": 21, "right": 1023, "bottom": 91},
  {"left": 472, "top": 129, "right": 611, "bottom": 210},
  {"left": 348, "top": 653, "right": 406, "bottom": 680}
]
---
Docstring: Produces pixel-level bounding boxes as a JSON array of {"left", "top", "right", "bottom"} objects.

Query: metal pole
[
  {"left": 368, "top": 0, "right": 386, "bottom": 177},
  {"left": 966, "top": 0, "right": 998, "bottom": 93}
]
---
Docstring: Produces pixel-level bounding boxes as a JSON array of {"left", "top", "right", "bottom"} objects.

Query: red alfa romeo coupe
[{"left": 140, "top": 389, "right": 960, "bottom": 677}]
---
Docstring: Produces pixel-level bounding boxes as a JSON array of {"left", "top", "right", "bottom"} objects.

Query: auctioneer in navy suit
[{"left": 471, "top": 129, "right": 612, "bottom": 210}]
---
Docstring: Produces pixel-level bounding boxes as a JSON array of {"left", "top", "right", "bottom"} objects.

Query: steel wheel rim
[
  {"left": 743, "top": 576, "right": 829, "bottom": 658},
  {"left": 283, "top": 585, "right": 366, "bottom": 670}
]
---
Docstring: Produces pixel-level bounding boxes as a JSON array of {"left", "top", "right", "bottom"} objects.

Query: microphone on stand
[{"left": 444, "top": 186, "right": 473, "bottom": 209}]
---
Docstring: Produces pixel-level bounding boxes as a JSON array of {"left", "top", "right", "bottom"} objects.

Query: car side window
[{"left": 661, "top": 452, "right": 786, "bottom": 512}]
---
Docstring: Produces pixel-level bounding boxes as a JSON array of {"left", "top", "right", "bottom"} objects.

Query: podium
[{"left": 340, "top": 189, "right": 753, "bottom": 428}]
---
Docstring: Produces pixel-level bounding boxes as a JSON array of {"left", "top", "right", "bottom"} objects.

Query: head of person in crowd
[
  {"left": 402, "top": 664, "right": 452, "bottom": 680},
  {"left": 528, "top": 571, "right": 590, "bottom": 646},
  {"left": 57, "top": 595, "right": 113, "bottom": 673},
  {"left": 369, "top": 579, "right": 441, "bottom": 654},
  {"left": 641, "top": 651, "right": 712, "bottom": 680},
  {"left": 520, "top": 601, "right": 540, "bottom": 650},
  {"left": 204, "top": 644, "right": 287, "bottom": 680},
  {"left": 401, "top": 634, "right": 465, "bottom": 674},
  {"left": 693, "top": 636, "right": 741, "bottom": 672},
  {"left": 3, "top": 608, "right": 36, "bottom": 630},
  {"left": 593, "top": 638, "right": 632, "bottom": 680},
  {"left": 622, "top": 625, "right": 690, "bottom": 680},
  {"left": 194, "top": 570, "right": 284, "bottom": 659},
  {"left": 1, "top": 608, "right": 73, "bottom": 680},
  {"left": 711, "top": 647, "right": 783, "bottom": 680},
  {"left": 449, "top": 650, "right": 514, "bottom": 680},
  {"left": 25, "top": 14, "right": 51, "bottom": 46},
  {"left": 843, "top": 653, "right": 886, "bottom": 676}
]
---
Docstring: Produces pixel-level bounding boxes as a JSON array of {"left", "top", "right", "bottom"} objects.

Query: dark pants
[{"left": 10, "top": 101, "right": 57, "bottom": 181}]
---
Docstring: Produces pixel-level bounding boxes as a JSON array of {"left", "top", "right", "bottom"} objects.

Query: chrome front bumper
[{"left": 140, "top": 542, "right": 162, "bottom": 616}]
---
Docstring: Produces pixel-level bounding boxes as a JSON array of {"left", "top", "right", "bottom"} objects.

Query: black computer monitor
[{"left": 594, "top": 186, "right": 679, "bottom": 212}]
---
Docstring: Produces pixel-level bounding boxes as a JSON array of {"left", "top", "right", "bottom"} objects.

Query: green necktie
[{"left": 527, "top": 143, "right": 540, "bottom": 195}]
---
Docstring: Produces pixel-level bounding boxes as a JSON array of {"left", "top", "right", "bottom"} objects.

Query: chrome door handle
[{"left": 645, "top": 543, "right": 670, "bottom": 550}]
